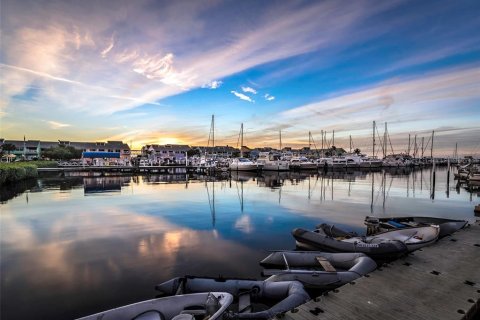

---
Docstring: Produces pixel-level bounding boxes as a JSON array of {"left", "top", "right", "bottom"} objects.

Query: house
[
  {"left": 0, "top": 139, "right": 131, "bottom": 164},
  {"left": 141, "top": 144, "right": 191, "bottom": 165},
  {"left": 194, "top": 145, "right": 238, "bottom": 158}
]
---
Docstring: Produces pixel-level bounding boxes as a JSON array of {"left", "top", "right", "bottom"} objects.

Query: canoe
[
  {"left": 260, "top": 251, "right": 377, "bottom": 289},
  {"left": 292, "top": 227, "right": 408, "bottom": 260},
  {"left": 156, "top": 276, "right": 310, "bottom": 319},
  {"left": 364, "top": 216, "right": 468, "bottom": 238},
  {"left": 76, "top": 292, "right": 233, "bottom": 320}
]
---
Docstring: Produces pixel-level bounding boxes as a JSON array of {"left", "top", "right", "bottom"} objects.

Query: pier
[
  {"left": 37, "top": 165, "right": 215, "bottom": 175},
  {"left": 285, "top": 221, "right": 480, "bottom": 320}
]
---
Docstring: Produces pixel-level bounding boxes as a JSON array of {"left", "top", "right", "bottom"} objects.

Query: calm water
[{"left": 1, "top": 167, "right": 477, "bottom": 319}]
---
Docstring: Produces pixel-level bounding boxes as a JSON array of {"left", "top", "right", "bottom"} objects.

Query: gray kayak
[
  {"left": 76, "top": 292, "right": 233, "bottom": 320},
  {"left": 155, "top": 276, "right": 310, "bottom": 319},
  {"left": 292, "top": 227, "right": 409, "bottom": 260},
  {"left": 260, "top": 251, "right": 377, "bottom": 289},
  {"left": 364, "top": 216, "right": 469, "bottom": 237}
]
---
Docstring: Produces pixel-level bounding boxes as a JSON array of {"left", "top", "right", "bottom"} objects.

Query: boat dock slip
[{"left": 284, "top": 221, "right": 480, "bottom": 320}]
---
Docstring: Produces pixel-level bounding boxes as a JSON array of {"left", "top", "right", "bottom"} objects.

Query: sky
[{"left": 1, "top": 0, "right": 479, "bottom": 156}]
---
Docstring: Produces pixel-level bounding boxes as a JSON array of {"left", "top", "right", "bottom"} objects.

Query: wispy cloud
[
  {"left": 202, "top": 80, "right": 223, "bottom": 89},
  {"left": 231, "top": 91, "right": 254, "bottom": 103},
  {"left": 101, "top": 34, "right": 115, "bottom": 58},
  {"left": 0, "top": 0, "right": 400, "bottom": 116},
  {"left": 241, "top": 86, "right": 257, "bottom": 94},
  {"left": 45, "top": 120, "right": 71, "bottom": 129},
  {"left": 264, "top": 93, "right": 275, "bottom": 101}
]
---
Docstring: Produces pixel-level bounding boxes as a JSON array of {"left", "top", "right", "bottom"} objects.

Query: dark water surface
[{"left": 1, "top": 167, "right": 477, "bottom": 319}]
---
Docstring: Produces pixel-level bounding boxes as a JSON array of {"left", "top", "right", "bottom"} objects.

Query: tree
[
  {"left": 42, "top": 145, "right": 82, "bottom": 160},
  {"left": 187, "top": 149, "right": 200, "bottom": 157},
  {"left": 1, "top": 143, "right": 16, "bottom": 154},
  {"left": 354, "top": 148, "right": 361, "bottom": 155}
]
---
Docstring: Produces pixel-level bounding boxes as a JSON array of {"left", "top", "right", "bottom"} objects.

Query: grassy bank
[{"left": 0, "top": 161, "right": 57, "bottom": 185}]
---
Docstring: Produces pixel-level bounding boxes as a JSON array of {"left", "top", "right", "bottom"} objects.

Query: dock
[
  {"left": 284, "top": 221, "right": 480, "bottom": 320},
  {"left": 37, "top": 165, "right": 216, "bottom": 175}
]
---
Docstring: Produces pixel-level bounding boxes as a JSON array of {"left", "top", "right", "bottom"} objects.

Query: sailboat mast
[
  {"left": 240, "top": 123, "right": 244, "bottom": 158},
  {"left": 349, "top": 135, "right": 352, "bottom": 153},
  {"left": 212, "top": 115, "right": 215, "bottom": 148},
  {"left": 321, "top": 130, "right": 324, "bottom": 157},
  {"left": 373, "top": 121, "right": 375, "bottom": 158},
  {"left": 430, "top": 130, "right": 434, "bottom": 160},
  {"left": 279, "top": 130, "right": 282, "bottom": 151},
  {"left": 384, "top": 122, "right": 387, "bottom": 158},
  {"left": 408, "top": 134, "right": 411, "bottom": 155}
]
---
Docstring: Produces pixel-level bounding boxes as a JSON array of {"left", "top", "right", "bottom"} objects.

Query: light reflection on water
[{"left": 0, "top": 167, "right": 477, "bottom": 320}]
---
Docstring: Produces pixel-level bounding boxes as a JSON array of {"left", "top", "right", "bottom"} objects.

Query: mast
[
  {"left": 414, "top": 135, "right": 417, "bottom": 159},
  {"left": 212, "top": 115, "right": 215, "bottom": 148},
  {"left": 373, "top": 121, "right": 375, "bottom": 158},
  {"left": 408, "top": 134, "right": 411, "bottom": 155},
  {"left": 240, "top": 123, "right": 244, "bottom": 158},
  {"left": 332, "top": 130, "right": 335, "bottom": 147},
  {"left": 349, "top": 135, "right": 352, "bottom": 153},
  {"left": 309, "top": 131, "right": 311, "bottom": 149},
  {"left": 321, "top": 130, "right": 324, "bottom": 157},
  {"left": 279, "top": 130, "right": 282, "bottom": 151},
  {"left": 430, "top": 130, "right": 434, "bottom": 160},
  {"left": 421, "top": 137, "right": 424, "bottom": 158},
  {"left": 384, "top": 122, "right": 387, "bottom": 158}
]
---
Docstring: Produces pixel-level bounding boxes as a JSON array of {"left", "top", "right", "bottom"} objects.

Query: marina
[{"left": 1, "top": 167, "right": 478, "bottom": 319}]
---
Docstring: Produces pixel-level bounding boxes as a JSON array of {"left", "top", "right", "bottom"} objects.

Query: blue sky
[{"left": 1, "top": 0, "right": 479, "bottom": 155}]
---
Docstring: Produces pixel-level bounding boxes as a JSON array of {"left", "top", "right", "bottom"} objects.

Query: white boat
[
  {"left": 229, "top": 158, "right": 259, "bottom": 171},
  {"left": 257, "top": 152, "right": 290, "bottom": 171},
  {"left": 326, "top": 156, "right": 358, "bottom": 168},
  {"left": 289, "top": 157, "right": 318, "bottom": 170},
  {"left": 382, "top": 154, "right": 412, "bottom": 167},
  {"left": 76, "top": 292, "right": 233, "bottom": 320}
]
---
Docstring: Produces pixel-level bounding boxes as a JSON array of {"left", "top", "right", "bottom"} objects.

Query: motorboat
[
  {"left": 364, "top": 216, "right": 469, "bottom": 238},
  {"left": 155, "top": 276, "right": 309, "bottom": 319},
  {"left": 289, "top": 157, "right": 318, "bottom": 170},
  {"left": 76, "top": 292, "right": 233, "bottom": 320},
  {"left": 257, "top": 152, "right": 289, "bottom": 171},
  {"left": 229, "top": 158, "right": 260, "bottom": 171},
  {"left": 260, "top": 251, "right": 377, "bottom": 289}
]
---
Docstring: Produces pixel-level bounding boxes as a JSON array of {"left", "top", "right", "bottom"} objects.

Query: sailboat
[
  {"left": 229, "top": 123, "right": 260, "bottom": 171},
  {"left": 257, "top": 130, "right": 290, "bottom": 171}
]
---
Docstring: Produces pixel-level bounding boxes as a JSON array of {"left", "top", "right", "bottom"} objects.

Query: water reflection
[
  {"left": 84, "top": 177, "right": 131, "bottom": 195},
  {"left": 0, "top": 167, "right": 477, "bottom": 320}
]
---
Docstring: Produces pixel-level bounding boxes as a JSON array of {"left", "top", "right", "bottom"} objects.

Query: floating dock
[{"left": 284, "top": 221, "right": 480, "bottom": 320}]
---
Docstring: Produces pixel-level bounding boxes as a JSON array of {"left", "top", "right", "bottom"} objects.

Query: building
[
  {"left": 141, "top": 144, "right": 191, "bottom": 165},
  {"left": 194, "top": 145, "right": 238, "bottom": 158},
  {"left": 0, "top": 139, "right": 131, "bottom": 164}
]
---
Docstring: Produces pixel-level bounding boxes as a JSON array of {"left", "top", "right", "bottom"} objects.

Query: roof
[{"left": 82, "top": 151, "right": 121, "bottom": 158}]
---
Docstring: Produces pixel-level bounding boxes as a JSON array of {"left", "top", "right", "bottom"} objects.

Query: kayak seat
[{"left": 132, "top": 310, "right": 164, "bottom": 320}]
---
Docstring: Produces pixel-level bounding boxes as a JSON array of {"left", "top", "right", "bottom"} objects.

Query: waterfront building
[
  {"left": 141, "top": 144, "right": 190, "bottom": 165},
  {"left": 0, "top": 139, "right": 131, "bottom": 164}
]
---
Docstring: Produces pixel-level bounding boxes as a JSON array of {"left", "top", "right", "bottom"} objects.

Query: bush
[{"left": 0, "top": 163, "right": 39, "bottom": 185}]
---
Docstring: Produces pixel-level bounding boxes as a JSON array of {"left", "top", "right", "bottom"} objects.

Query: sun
[{"left": 158, "top": 137, "right": 183, "bottom": 145}]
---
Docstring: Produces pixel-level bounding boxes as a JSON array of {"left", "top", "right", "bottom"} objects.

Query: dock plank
[{"left": 285, "top": 221, "right": 480, "bottom": 320}]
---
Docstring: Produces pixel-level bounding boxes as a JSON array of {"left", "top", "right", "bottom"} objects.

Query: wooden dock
[
  {"left": 37, "top": 165, "right": 215, "bottom": 175},
  {"left": 284, "top": 221, "right": 480, "bottom": 320}
]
